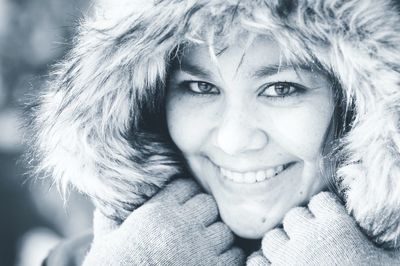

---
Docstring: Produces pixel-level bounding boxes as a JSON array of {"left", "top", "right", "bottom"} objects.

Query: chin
[
  {"left": 219, "top": 210, "right": 280, "bottom": 240},
  {"left": 230, "top": 226, "right": 267, "bottom": 239}
]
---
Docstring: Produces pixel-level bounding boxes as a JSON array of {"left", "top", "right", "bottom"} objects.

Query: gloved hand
[
  {"left": 82, "top": 178, "right": 245, "bottom": 266},
  {"left": 246, "top": 250, "right": 271, "bottom": 266},
  {"left": 260, "top": 192, "right": 400, "bottom": 266}
]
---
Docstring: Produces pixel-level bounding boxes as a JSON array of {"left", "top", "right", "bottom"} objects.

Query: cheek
[
  {"left": 165, "top": 95, "right": 213, "bottom": 154},
  {"left": 266, "top": 100, "right": 334, "bottom": 161}
]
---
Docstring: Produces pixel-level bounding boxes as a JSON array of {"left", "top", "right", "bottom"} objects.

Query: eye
[
  {"left": 187, "top": 81, "right": 219, "bottom": 94},
  {"left": 260, "top": 82, "right": 305, "bottom": 97}
]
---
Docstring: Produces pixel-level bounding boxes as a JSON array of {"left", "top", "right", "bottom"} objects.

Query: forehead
[
  {"left": 174, "top": 37, "right": 280, "bottom": 76},
  {"left": 170, "top": 32, "right": 334, "bottom": 85}
]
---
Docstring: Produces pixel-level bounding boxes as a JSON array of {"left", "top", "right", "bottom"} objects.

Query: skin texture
[{"left": 166, "top": 36, "right": 335, "bottom": 239}]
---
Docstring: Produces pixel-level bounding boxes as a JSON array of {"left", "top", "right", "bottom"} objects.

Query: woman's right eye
[{"left": 186, "top": 81, "right": 220, "bottom": 95}]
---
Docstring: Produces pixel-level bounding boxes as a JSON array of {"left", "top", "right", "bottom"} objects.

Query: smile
[{"left": 220, "top": 163, "right": 292, "bottom": 184}]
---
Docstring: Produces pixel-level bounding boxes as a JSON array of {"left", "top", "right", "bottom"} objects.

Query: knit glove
[
  {"left": 83, "top": 178, "right": 245, "bottom": 266},
  {"left": 246, "top": 250, "right": 271, "bottom": 266},
  {"left": 260, "top": 192, "right": 400, "bottom": 266}
]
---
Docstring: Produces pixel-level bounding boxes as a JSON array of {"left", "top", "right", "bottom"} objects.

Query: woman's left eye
[
  {"left": 187, "top": 81, "right": 220, "bottom": 94},
  {"left": 259, "top": 82, "right": 305, "bottom": 98}
]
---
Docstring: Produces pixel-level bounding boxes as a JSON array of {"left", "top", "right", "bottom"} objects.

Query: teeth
[
  {"left": 221, "top": 168, "right": 227, "bottom": 176},
  {"left": 256, "top": 171, "right": 266, "bottom": 182},
  {"left": 276, "top": 165, "right": 283, "bottom": 173},
  {"left": 265, "top": 168, "right": 275, "bottom": 179},
  {"left": 244, "top": 172, "right": 256, "bottom": 183},
  {"left": 233, "top": 172, "right": 243, "bottom": 182},
  {"left": 220, "top": 164, "right": 288, "bottom": 184}
]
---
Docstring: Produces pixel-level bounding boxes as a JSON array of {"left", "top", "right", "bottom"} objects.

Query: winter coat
[{"left": 31, "top": 0, "right": 400, "bottom": 262}]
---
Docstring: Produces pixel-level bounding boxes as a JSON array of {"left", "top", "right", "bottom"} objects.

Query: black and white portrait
[{"left": 2, "top": 0, "right": 400, "bottom": 265}]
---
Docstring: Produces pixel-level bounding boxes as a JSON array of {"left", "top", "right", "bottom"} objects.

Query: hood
[{"left": 30, "top": 0, "right": 400, "bottom": 248}]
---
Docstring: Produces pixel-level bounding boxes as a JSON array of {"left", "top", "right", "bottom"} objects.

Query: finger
[
  {"left": 203, "top": 222, "right": 234, "bottom": 254},
  {"left": 246, "top": 250, "right": 271, "bottom": 266},
  {"left": 262, "top": 228, "right": 288, "bottom": 262},
  {"left": 218, "top": 247, "right": 245, "bottom": 266},
  {"left": 282, "top": 207, "right": 314, "bottom": 239},
  {"left": 307, "top": 192, "right": 347, "bottom": 218},
  {"left": 183, "top": 193, "right": 219, "bottom": 226},
  {"left": 150, "top": 178, "right": 201, "bottom": 205}
]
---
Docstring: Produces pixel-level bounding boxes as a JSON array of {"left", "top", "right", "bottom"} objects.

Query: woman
[{"left": 31, "top": 0, "right": 400, "bottom": 265}]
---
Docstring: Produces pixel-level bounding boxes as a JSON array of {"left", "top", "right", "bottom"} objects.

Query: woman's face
[{"left": 166, "top": 36, "right": 334, "bottom": 239}]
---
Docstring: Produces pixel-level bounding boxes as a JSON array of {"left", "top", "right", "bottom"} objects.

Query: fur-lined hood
[{"left": 31, "top": 0, "right": 400, "bottom": 248}]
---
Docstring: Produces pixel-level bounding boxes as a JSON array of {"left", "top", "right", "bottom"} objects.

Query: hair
[{"left": 319, "top": 72, "right": 355, "bottom": 197}]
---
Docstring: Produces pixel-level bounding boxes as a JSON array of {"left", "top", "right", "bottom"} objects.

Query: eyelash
[
  {"left": 258, "top": 82, "right": 307, "bottom": 99},
  {"left": 179, "top": 81, "right": 220, "bottom": 96},
  {"left": 179, "top": 80, "right": 306, "bottom": 99}
]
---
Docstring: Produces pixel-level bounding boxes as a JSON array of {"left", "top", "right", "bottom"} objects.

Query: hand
[
  {"left": 83, "top": 178, "right": 245, "bottom": 266},
  {"left": 261, "top": 192, "right": 400, "bottom": 265},
  {"left": 246, "top": 250, "right": 270, "bottom": 266}
]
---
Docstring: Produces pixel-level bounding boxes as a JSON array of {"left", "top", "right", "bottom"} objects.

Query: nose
[{"left": 214, "top": 104, "right": 268, "bottom": 155}]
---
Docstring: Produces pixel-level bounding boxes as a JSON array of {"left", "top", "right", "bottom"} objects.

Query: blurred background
[{"left": 0, "top": 1, "right": 93, "bottom": 265}]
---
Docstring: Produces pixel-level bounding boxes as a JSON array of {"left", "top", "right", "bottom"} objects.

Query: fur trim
[{"left": 30, "top": 0, "right": 400, "bottom": 247}]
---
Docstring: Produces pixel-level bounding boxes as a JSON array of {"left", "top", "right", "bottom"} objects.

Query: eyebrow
[
  {"left": 173, "top": 60, "right": 316, "bottom": 80},
  {"left": 174, "top": 61, "right": 213, "bottom": 78},
  {"left": 253, "top": 63, "right": 314, "bottom": 79}
]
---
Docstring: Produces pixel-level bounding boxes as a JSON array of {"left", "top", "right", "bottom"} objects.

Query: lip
[
  {"left": 206, "top": 154, "right": 294, "bottom": 173},
  {"left": 220, "top": 162, "right": 293, "bottom": 183},
  {"left": 220, "top": 162, "right": 290, "bottom": 175},
  {"left": 207, "top": 159, "right": 300, "bottom": 194}
]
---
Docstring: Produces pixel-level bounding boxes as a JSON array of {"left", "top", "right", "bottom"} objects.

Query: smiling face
[{"left": 165, "top": 36, "right": 335, "bottom": 239}]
